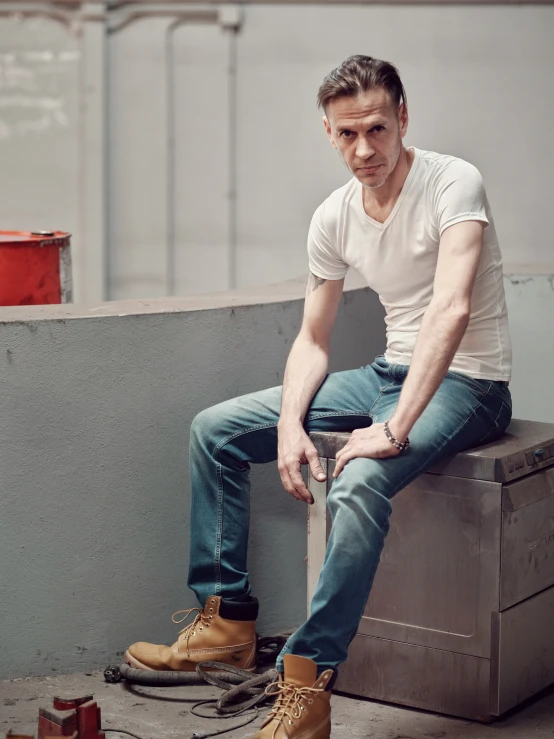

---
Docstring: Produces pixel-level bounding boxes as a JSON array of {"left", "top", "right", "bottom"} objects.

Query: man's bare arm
[
  {"left": 387, "top": 220, "right": 485, "bottom": 442},
  {"left": 277, "top": 273, "right": 344, "bottom": 502}
]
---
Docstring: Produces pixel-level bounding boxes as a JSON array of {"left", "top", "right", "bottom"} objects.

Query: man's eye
[
  {"left": 372, "top": 126, "right": 385, "bottom": 133},
  {"left": 341, "top": 131, "right": 354, "bottom": 138}
]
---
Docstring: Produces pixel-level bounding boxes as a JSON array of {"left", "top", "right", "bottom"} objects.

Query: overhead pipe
[
  {"left": 0, "top": 2, "right": 78, "bottom": 26},
  {"left": 109, "top": 3, "right": 241, "bottom": 296}
]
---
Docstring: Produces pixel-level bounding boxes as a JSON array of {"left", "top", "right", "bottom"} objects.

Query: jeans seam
[
  {"left": 213, "top": 413, "right": 373, "bottom": 458},
  {"left": 212, "top": 423, "right": 280, "bottom": 595},
  {"left": 447, "top": 372, "right": 491, "bottom": 399},
  {"left": 213, "top": 422, "right": 278, "bottom": 458},
  {"left": 215, "top": 462, "right": 223, "bottom": 596},
  {"left": 307, "top": 411, "right": 371, "bottom": 420},
  {"left": 492, "top": 400, "right": 507, "bottom": 426},
  {"left": 393, "top": 391, "right": 492, "bottom": 493},
  {"left": 476, "top": 395, "right": 509, "bottom": 445},
  {"left": 369, "top": 382, "right": 397, "bottom": 416},
  {"left": 211, "top": 412, "right": 372, "bottom": 595}
]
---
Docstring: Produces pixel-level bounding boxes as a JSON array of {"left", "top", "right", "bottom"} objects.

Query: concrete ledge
[
  {"left": 0, "top": 272, "right": 367, "bottom": 322},
  {"left": 0, "top": 274, "right": 384, "bottom": 679},
  {"left": 1, "top": 271, "right": 551, "bottom": 680}
]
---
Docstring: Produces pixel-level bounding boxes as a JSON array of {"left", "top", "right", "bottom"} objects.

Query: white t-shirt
[{"left": 308, "top": 147, "right": 512, "bottom": 381}]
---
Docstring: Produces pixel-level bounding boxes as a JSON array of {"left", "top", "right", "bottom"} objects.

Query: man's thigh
[
  {"left": 304, "top": 359, "right": 392, "bottom": 434},
  {"left": 194, "top": 360, "right": 391, "bottom": 465},
  {"left": 340, "top": 372, "right": 512, "bottom": 499}
]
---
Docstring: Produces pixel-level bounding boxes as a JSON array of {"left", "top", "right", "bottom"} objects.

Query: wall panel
[
  {"left": 0, "top": 13, "right": 81, "bottom": 282},
  {"left": 107, "top": 16, "right": 170, "bottom": 299},
  {"left": 234, "top": 4, "right": 554, "bottom": 287}
]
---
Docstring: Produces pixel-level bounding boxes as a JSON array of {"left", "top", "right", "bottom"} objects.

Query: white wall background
[
  {"left": 0, "top": 3, "right": 552, "bottom": 301},
  {"left": 0, "top": 13, "right": 81, "bottom": 277}
]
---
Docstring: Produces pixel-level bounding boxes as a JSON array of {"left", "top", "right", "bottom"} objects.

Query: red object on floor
[
  {"left": 0, "top": 231, "right": 72, "bottom": 306},
  {"left": 37, "top": 696, "right": 104, "bottom": 739}
]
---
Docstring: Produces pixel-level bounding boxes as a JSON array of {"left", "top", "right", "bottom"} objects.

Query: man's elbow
[
  {"left": 430, "top": 297, "right": 471, "bottom": 325},
  {"left": 297, "top": 327, "right": 331, "bottom": 354}
]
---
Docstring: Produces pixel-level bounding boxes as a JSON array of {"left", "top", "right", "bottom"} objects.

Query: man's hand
[
  {"left": 333, "top": 424, "right": 400, "bottom": 478},
  {"left": 278, "top": 424, "right": 327, "bottom": 504}
]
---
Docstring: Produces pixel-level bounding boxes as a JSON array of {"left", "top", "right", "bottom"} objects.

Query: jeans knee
[
  {"left": 190, "top": 398, "right": 253, "bottom": 462},
  {"left": 190, "top": 404, "right": 225, "bottom": 450},
  {"left": 327, "top": 463, "right": 393, "bottom": 532}
]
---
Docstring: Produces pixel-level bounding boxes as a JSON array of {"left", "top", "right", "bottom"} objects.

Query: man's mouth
[{"left": 358, "top": 164, "right": 382, "bottom": 174}]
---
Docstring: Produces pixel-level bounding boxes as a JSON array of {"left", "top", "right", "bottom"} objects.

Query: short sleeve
[
  {"left": 307, "top": 202, "right": 349, "bottom": 280},
  {"left": 433, "top": 159, "right": 490, "bottom": 236}
]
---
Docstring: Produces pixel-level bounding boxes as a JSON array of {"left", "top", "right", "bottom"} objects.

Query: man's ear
[
  {"left": 398, "top": 103, "right": 409, "bottom": 139},
  {"left": 323, "top": 116, "right": 337, "bottom": 149}
]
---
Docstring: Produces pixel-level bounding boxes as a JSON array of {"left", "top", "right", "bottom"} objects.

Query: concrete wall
[
  {"left": 0, "top": 277, "right": 385, "bottom": 679},
  {"left": 504, "top": 274, "right": 554, "bottom": 424},
  {"left": 1, "top": 271, "right": 552, "bottom": 681}
]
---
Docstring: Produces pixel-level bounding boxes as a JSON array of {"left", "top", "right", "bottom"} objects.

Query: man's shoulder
[
  {"left": 322, "top": 177, "right": 358, "bottom": 208},
  {"left": 417, "top": 148, "right": 483, "bottom": 183},
  {"left": 315, "top": 178, "right": 358, "bottom": 228}
]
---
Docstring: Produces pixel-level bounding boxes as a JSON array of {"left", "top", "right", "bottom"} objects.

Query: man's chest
[{"left": 341, "top": 205, "right": 440, "bottom": 303}]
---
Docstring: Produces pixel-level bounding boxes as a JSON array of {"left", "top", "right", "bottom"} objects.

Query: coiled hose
[{"left": 103, "top": 635, "right": 288, "bottom": 739}]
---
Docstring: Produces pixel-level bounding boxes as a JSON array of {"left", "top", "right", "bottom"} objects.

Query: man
[{"left": 125, "top": 55, "right": 512, "bottom": 738}]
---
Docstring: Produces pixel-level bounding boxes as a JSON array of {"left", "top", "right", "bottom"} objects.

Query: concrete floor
[{"left": 1, "top": 670, "right": 553, "bottom": 739}]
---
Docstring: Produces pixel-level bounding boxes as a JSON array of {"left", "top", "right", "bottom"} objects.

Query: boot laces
[
  {"left": 171, "top": 607, "right": 212, "bottom": 653},
  {"left": 264, "top": 680, "right": 323, "bottom": 731}
]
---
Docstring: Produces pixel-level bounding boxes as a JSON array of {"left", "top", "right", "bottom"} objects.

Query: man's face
[{"left": 324, "top": 88, "right": 408, "bottom": 190}]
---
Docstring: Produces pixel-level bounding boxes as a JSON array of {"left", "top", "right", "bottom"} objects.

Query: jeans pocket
[
  {"left": 446, "top": 370, "right": 491, "bottom": 398},
  {"left": 487, "top": 380, "right": 512, "bottom": 408},
  {"left": 477, "top": 400, "right": 512, "bottom": 445}
]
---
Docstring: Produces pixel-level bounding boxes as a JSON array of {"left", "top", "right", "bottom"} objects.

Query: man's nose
[{"left": 355, "top": 137, "right": 375, "bottom": 159}]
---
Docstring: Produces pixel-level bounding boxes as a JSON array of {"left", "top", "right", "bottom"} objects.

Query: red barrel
[{"left": 0, "top": 231, "right": 72, "bottom": 306}]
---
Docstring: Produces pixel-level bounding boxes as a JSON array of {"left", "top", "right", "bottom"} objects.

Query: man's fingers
[
  {"left": 333, "top": 449, "right": 354, "bottom": 478},
  {"left": 306, "top": 447, "right": 326, "bottom": 482},
  {"left": 336, "top": 439, "right": 354, "bottom": 457},
  {"left": 333, "top": 458, "right": 345, "bottom": 477},
  {"left": 278, "top": 464, "right": 302, "bottom": 501},
  {"left": 285, "top": 456, "right": 312, "bottom": 503},
  {"left": 279, "top": 458, "right": 312, "bottom": 502},
  {"left": 289, "top": 465, "right": 313, "bottom": 503}
]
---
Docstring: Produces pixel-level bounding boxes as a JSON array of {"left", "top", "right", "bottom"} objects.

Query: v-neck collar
[{"left": 357, "top": 146, "right": 420, "bottom": 231}]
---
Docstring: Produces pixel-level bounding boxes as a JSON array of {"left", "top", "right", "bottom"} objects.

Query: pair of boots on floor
[{"left": 125, "top": 595, "right": 333, "bottom": 739}]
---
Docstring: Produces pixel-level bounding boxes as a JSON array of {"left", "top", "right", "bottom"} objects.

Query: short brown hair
[{"left": 317, "top": 55, "right": 407, "bottom": 112}]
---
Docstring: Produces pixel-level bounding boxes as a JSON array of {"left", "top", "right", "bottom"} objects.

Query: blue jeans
[{"left": 187, "top": 357, "right": 512, "bottom": 673}]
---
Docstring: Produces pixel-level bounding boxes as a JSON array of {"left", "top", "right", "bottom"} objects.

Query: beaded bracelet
[{"left": 383, "top": 420, "right": 410, "bottom": 452}]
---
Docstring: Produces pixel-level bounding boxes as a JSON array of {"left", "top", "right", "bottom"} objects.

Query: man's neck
[{"left": 362, "top": 147, "right": 414, "bottom": 221}]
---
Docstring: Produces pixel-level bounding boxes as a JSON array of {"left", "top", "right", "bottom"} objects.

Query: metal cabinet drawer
[
  {"left": 491, "top": 586, "right": 554, "bottom": 715},
  {"left": 308, "top": 462, "right": 503, "bottom": 659},
  {"left": 500, "top": 466, "right": 554, "bottom": 610}
]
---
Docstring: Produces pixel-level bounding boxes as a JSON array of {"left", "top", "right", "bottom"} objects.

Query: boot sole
[
  {"left": 296, "top": 717, "right": 331, "bottom": 739},
  {"left": 123, "top": 650, "right": 257, "bottom": 673},
  {"left": 312, "top": 718, "right": 332, "bottom": 739}
]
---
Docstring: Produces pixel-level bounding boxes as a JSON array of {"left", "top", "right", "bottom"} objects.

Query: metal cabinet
[{"left": 307, "top": 420, "right": 554, "bottom": 721}]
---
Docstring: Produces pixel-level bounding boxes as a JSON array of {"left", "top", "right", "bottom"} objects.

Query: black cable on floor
[
  {"left": 103, "top": 633, "right": 289, "bottom": 739},
  {"left": 104, "top": 709, "right": 259, "bottom": 739},
  {"left": 103, "top": 729, "right": 145, "bottom": 739},
  {"left": 188, "top": 709, "right": 259, "bottom": 738}
]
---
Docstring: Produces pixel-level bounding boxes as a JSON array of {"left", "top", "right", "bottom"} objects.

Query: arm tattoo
[{"left": 309, "top": 272, "right": 326, "bottom": 292}]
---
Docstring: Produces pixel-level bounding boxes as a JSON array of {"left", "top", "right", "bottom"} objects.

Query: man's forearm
[
  {"left": 278, "top": 334, "right": 329, "bottom": 429},
  {"left": 388, "top": 301, "right": 469, "bottom": 441}
]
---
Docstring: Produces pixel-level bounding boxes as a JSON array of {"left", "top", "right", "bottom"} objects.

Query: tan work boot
[
  {"left": 251, "top": 654, "right": 333, "bottom": 739},
  {"left": 124, "top": 595, "right": 257, "bottom": 671}
]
